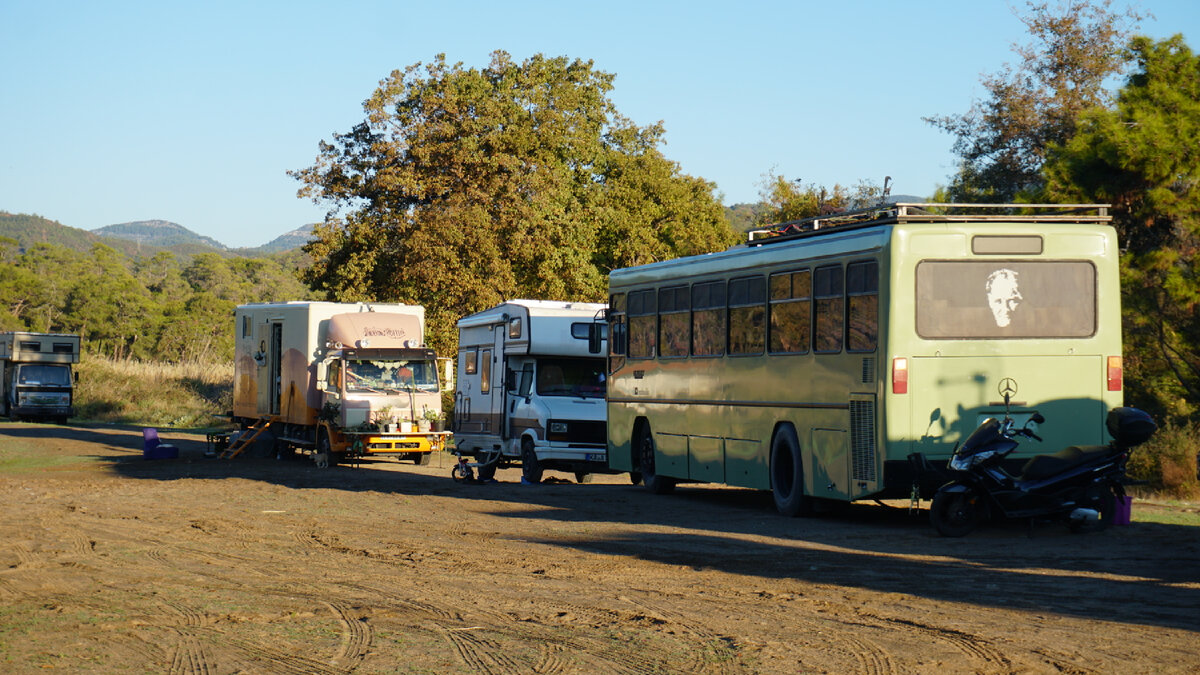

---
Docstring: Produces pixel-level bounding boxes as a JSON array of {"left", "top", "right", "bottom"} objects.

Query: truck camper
[
  {"left": 454, "top": 300, "right": 610, "bottom": 483},
  {"left": 231, "top": 302, "right": 450, "bottom": 465},
  {"left": 0, "top": 332, "right": 80, "bottom": 423}
]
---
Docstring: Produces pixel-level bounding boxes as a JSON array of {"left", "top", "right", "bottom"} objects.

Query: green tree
[
  {"left": 753, "top": 172, "right": 883, "bottom": 227},
  {"left": 1043, "top": 35, "right": 1200, "bottom": 420},
  {"left": 927, "top": 1, "right": 1142, "bottom": 202},
  {"left": 292, "top": 51, "right": 736, "bottom": 351}
]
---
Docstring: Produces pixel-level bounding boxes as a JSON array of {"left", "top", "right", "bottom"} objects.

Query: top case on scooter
[{"left": 1020, "top": 445, "right": 1112, "bottom": 481}]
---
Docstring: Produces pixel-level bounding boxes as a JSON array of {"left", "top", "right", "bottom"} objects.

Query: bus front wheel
[
  {"left": 770, "top": 428, "right": 813, "bottom": 517},
  {"left": 636, "top": 423, "right": 675, "bottom": 495}
]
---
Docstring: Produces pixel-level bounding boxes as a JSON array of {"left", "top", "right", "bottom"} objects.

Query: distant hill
[
  {"left": 240, "top": 225, "right": 315, "bottom": 255},
  {"left": 93, "top": 220, "right": 228, "bottom": 252},
  {"left": 0, "top": 212, "right": 160, "bottom": 258}
]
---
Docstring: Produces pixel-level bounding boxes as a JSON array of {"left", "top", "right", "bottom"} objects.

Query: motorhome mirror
[
  {"left": 588, "top": 323, "right": 603, "bottom": 354},
  {"left": 315, "top": 361, "right": 329, "bottom": 392}
]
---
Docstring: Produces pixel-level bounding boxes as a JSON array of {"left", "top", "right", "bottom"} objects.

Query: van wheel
[
  {"left": 521, "top": 438, "right": 543, "bottom": 484},
  {"left": 770, "top": 427, "right": 812, "bottom": 517},
  {"left": 637, "top": 423, "right": 675, "bottom": 495}
]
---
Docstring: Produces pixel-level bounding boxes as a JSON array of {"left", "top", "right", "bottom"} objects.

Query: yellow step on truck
[
  {"left": 0, "top": 332, "right": 80, "bottom": 424},
  {"left": 232, "top": 302, "right": 451, "bottom": 466}
]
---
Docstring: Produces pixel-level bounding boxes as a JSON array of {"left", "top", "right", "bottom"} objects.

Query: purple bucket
[{"left": 1113, "top": 496, "right": 1133, "bottom": 526}]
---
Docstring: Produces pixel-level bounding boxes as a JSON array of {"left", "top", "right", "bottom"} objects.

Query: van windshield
[
  {"left": 16, "top": 364, "right": 72, "bottom": 386},
  {"left": 536, "top": 358, "right": 606, "bottom": 398},
  {"left": 345, "top": 359, "right": 438, "bottom": 393}
]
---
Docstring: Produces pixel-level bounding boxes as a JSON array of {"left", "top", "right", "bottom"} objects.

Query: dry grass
[{"left": 74, "top": 356, "right": 233, "bottom": 429}]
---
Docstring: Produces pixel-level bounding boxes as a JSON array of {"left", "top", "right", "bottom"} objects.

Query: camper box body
[
  {"left": 455, "top": 300, "right": 609, "bottom": 480},
  {"left": 233, "top": 302, "right": 447, "bottom": 462},
  {"left": 0, "top": 332, "right": 80, "bottom": 422}
]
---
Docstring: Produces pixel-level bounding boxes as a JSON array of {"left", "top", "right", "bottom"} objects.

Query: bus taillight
[
  {"left": 1107, "top": 356, "right": 1123, "bottom": 391},
  {"left": 892, "top": 357, "right": 908, "bottom": 394}
]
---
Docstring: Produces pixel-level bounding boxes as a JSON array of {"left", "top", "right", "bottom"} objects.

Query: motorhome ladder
[{"left": 220, "top": 416, "right": 276, "bottom": 459}]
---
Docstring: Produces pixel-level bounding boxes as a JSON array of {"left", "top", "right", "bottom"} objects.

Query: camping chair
[{"left": 143, "top": 428, "right": 179, "bottom": 460}]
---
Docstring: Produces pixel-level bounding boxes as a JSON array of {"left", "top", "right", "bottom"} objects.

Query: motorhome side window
[
  {"left": 328, "top": 360, "right": 342, "bottom": 390},
  {"left": 241, "top": 315, "right": 251, "bottom": 338},
  {"left": 519, "top": 363, "right": 534, "bottom": 396},
  {"left": 480, "top": 349, "right": 492, "bottom": 394},
  {"left": 463, "top": 348, "right": 478, "bottom": 375},
  {"left": 728, "top": 275, "right": 766, "bottom": 355},
  {"left": 814, "top": 264, "right": 844, "bottom": 353},
  {"left": 847, "top": 260, "right": 879, "bottom": 352},
  {"left": 769, "top": 269, "right": 811, "bottom": 354},
  {"left": 508, "top": 318, "right": 522, "bottom": 339},
  {"left": 627, "top": 290, "right": 656, "bottom": 359}
]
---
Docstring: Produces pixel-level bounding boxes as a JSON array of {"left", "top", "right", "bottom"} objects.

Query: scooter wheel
[{"left": 931, "top": 488, "right": 983, "bottom": 537}]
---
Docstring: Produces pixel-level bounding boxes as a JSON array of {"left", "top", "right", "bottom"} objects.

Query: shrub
[
  {"left": 1126, "top": 421, "right": 1200, "bottom": 499},
  {"left": 74, "top": 356, "right": 233, "bottom": 429}
]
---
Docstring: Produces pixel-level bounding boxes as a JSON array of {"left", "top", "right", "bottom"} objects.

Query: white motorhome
[
  {"left": 0, "top": 332, "right": 80, "bottom": 423},
  {"left": 232, "top": 302, "right": 450, "bottom": 465},
  {"left": 454, "top": 300, "right": 609, "bottom": 482}
]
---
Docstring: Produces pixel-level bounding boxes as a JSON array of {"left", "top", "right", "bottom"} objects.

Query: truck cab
[{"left": 0, "top": 332, "right": 80, "bottom": 423}]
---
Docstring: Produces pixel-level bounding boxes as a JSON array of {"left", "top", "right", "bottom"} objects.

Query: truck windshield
[
  {"left": 345, "top": 359, "right": 438, "bottom": 393},
  {"left": 536, "top": 358, "right": 606, "bottom": 398},
  {"left": 16, "top": 364, "right": 71, "bottom": 386}
]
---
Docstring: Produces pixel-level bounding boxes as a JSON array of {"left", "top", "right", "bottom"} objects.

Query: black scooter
[{"left": 929, "top": 382, "right": 1156, "bottom": 537}]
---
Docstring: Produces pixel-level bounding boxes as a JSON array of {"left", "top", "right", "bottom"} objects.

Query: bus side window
[
  {"left": 814, "top": 265, "right": 844, "bottom": 353},
  {"left": 608, "top": 293, "right": 627, "bottom": 372},
  {"left": 728, "top": 275, "right": 766, "bottom": 355},
  {"left": 691, "top": 280, "right": 726, "bottom": 357},
  {"left": 627, "top": 290, "right": 657, "bottom": 359},
  {"left": 769, "top": 270, "right": 811, "bottom": 354},
  {"left": 847, "top": 260, "right": 879, "bottom": 352},
  {"left": 658, "top": 285, "right": 690, "bottom": 358}
]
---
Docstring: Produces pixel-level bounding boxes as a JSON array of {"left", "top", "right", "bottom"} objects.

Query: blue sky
[{"left": 2, "top": 1, "right": 1198, "bottom": 249}]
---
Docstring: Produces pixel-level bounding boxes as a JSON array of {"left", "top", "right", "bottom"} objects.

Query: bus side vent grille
[
  {"left": 861, "top": 358, "right": 875, "bottom": 384},
  {"left": 850, "top": 398, "right": 877, "bottom": 482}
]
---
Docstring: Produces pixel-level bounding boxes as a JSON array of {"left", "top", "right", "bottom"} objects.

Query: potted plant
[{"left": 422, "top": 406, "right": 444, "bottom": 432}]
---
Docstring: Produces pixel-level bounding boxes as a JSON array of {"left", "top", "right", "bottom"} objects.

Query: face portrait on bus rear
[{"left": 985, "top": 269, "right": 1022, "bottom": 327}]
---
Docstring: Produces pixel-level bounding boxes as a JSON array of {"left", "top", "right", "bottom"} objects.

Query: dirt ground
[{"left": 1, "top": 423, "right": 1198, "bottom": 674}]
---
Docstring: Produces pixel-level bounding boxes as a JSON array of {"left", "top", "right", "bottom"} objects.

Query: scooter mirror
[{"left": 1031, "top": 413, "right": 1045, "bottom": 424}]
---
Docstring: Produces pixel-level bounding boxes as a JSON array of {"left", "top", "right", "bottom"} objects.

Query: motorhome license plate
[{"left": 585, "top": 453, "right": 605, "bottom": 462}]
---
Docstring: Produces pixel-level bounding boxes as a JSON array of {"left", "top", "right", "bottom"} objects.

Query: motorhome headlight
[{"left": 550, "top": 422, "right": 569, "bottom": 434}]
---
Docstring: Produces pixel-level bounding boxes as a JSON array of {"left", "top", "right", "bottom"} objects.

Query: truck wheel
[
  {"left": 415, "top": 452, "right": 432, "bottom": 466},
  {"left": 770, "top": 427, "right": 813, "bottom": 517},
  {"left": 521, "top": 438, "right": 543, "bottom": 484},
  {"left": 636, "top": 422, "right": 675, "bottom": 495}
]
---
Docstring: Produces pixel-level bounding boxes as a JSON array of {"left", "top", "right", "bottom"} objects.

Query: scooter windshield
[{"left": 960, "top": 417, "right": 1004, "bottom": 455}]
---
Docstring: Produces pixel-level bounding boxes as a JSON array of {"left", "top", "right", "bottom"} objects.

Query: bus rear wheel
[
  {"left": 636, "top": 423, "right": 675, "bottom": 495},
  {"left": 770, "top": 427, "right": 812, "bottom": 517}
]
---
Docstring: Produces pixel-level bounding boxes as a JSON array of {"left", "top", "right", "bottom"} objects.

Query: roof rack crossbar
[{"left": 746, "top": 202, "right": 1111, "bottom": 245}]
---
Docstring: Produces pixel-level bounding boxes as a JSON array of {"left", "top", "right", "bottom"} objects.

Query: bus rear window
[{"left": 916, "top": 261, "right": 1096, "bottom": 338}]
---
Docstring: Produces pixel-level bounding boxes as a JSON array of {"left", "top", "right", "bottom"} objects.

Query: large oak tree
[{"left": 291, "top": 52, "right": 736, "bottom": 350}]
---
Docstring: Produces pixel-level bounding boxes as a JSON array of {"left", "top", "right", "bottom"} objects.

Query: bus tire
[
  {"left": 636, "top": 423, "right": 675, "bottom": 495},
  {"left": 521, "top": 438, "right": 543, "bottom": 484},
  {"left": 770, "top": 427, "right": 812, "bottom": 517}
]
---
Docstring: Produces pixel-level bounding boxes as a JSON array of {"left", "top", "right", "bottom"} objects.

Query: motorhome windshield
[
  {"left": 16, "top": 364, "right": 71, "bottom": 387},
  {"left": 535, "top": 357, "right": 606, "bottom": 398},
  {"left": 345, "top": 359, "right": 438, "bottom": 393}
]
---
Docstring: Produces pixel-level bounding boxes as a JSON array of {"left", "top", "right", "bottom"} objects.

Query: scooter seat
[{"left": 1020, "top": 445, "right": 1112, "bottom": 481}]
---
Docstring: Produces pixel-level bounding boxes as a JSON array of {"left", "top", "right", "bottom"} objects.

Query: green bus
[{"left": 604, "top": 203, "right": 1123, "bottom": 515}]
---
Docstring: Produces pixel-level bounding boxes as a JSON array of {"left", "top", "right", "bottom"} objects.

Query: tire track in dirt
[
  {"left": 618, "top": 593, "right": 741, "bottom": 673},
  {"left": 841, "top": 636, "right": 899, "bottom": 675},
  {"left": 166, "top": 633, "right": 216, "bottom": 675},
  {"left": 324, "top": 601, "right": 373, "bottom": 670},
  {"left": 860, "top": 613, "right": 1014, "bottom": 673},
  {"left": 437, "top": 626, "right": 527, "bottom": 675},
  {"left": 218, "top": 632, "right": 347, "bottom": 675}
]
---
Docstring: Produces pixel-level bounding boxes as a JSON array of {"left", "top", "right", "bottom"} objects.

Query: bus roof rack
[{"left": 746, "top": 203, "right": 1112, "bottom": 246}]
